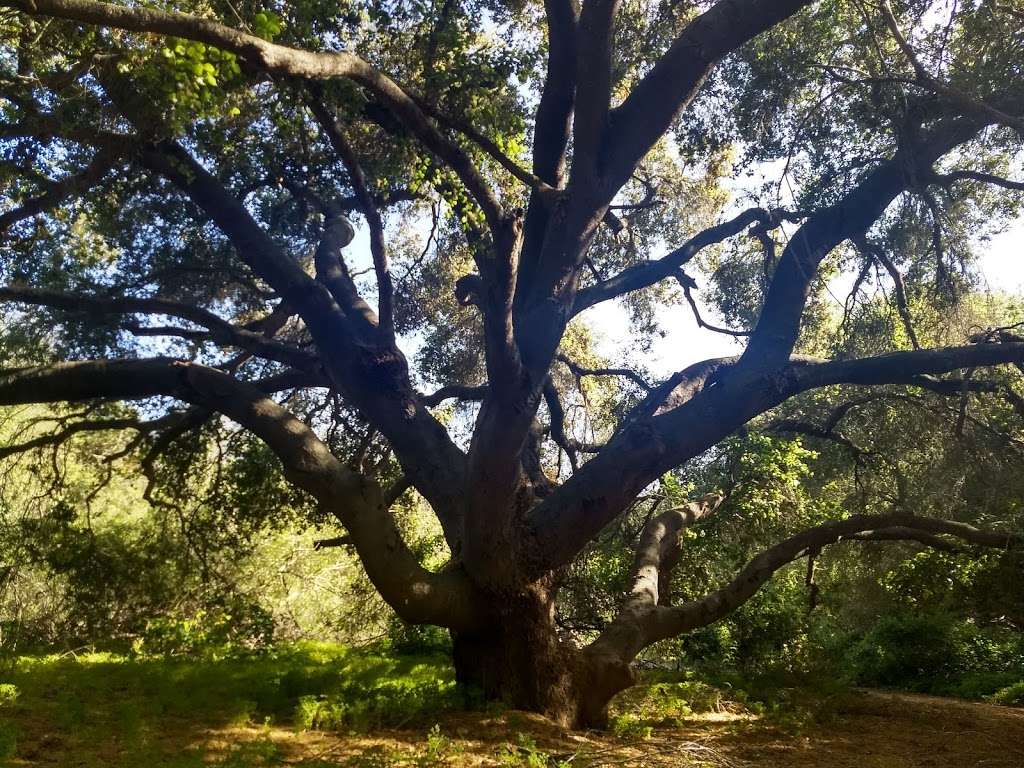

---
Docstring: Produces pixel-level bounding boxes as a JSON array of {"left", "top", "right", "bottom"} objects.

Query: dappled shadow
[{"left": 2, "top": 651, "right": 1023, "bottom": 766}]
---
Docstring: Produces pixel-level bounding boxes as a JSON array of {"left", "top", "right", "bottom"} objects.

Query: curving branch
[
  {"left": 604, "top": 0, "right": 814, "bottom": 192},
  {"left": 644, "top": 512, "right": 1019, "bottom": 647},
  {"left": 929, "top": 168, "right": 1024, "bottom": 193},
  {"left": 0, "top": 357, "right": 484, "bottom": 630},
  {"left": 527, "top": 341, "right": 1024, "bottom": 579},
  {"left": 740, "top": 113, "right": 991, "bottom": 372},
  {"left": 555, "top": 353, "right": 652, "bottom": 391},
  {"left": 677, "top": 270, "right": 751, "bottom": 338},
  {"left": 572, "top": 207, "right": 796, "bottom": 315},
  {"left": 854, "top": 235, "right": 920, "bottom": 349},
  {"left": 576, "top": 509, "right": 1021, "bottom": 723},
  {"left": 5, "top": 0, "right": 505, "bottom": 233},
  {"left": 0, "top": 414, "right": 160, "bottom": 460},
  {"left": 543, "top": 378, "right": 578, "bottom": 472},
  {"left": 419, "top": 383, "right": 488, "bottom": 407}
]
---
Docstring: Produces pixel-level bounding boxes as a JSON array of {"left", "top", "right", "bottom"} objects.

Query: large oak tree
[{"left": 1, "top": 0, "right": 1023, "bottom": 726}]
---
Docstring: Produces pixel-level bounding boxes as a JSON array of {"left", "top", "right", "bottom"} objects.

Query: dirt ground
[{"left": 8, "top": 689, "right": 1024, "bottom": 767}]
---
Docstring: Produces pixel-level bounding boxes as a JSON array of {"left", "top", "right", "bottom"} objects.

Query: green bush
[
  {"left": 132, "top": 604, "right": 275, "bottom": 659},
  {"left": 848, "top": 612, "right": 1024, "bottom": 694},
  {"left": 990, "top": 681, "right": 1024, "bottom": 706},
  {"left": 0, "top": 684, "right": 18, "bottom": 706},
  {"left": 850, "top": 613, "right": 961, "bottom": 688}
]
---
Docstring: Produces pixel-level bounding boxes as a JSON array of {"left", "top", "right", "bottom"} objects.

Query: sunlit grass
[{"left": 0, "top": 642, "right": 462, "bottom": 766}]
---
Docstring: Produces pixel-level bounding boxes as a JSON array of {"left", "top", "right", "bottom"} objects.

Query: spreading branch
[
  {"left": 0, "top": 286, "right": 320, "bottom": 370},
  {"left": 4, "top": 0, "right": 506, "bottom": 233},
  {"left": 585, "top": 510, "right": 1021, "bottom": 672},
  {"left": 0, "top": 357, "right": 483, "bottom": 630},
  {"left": 0, "top": 147, "right": 120, "bottom": 232}
]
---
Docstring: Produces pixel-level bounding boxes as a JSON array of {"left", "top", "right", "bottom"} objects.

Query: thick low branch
[
  {"left": 0, "top": 357, "right": 484, "bottom": 630},
  {"left": 621, "top": 494, "right": 725, "bottom": 611},
  {"left": 586, "top": 511, "right": 1021, "bottom": 670},
  {"left": 528, "top": 342, "right": 1024, "bottom": 578}
]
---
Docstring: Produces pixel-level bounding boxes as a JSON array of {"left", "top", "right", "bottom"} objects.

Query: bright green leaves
[
  {"left": 251, "top": 10, "right": 284, "bottom": 41},
  {"left": 409, "top": 155, "right": 487, "bottom": 230},
  {"left": 147, "top": 38, "right": 244, "bottom": 126}
]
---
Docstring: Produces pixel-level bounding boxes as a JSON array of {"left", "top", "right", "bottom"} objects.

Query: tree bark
[
  {"left": 450, "top": 580, "right": 581, "bottom": 726},
  {"left": 451, "top": 603, "right": 636, "bottom": 728}
]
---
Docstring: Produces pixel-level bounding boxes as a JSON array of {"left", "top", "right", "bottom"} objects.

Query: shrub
[
  {"left": 847, "top": 612, "right": 1024, "bottom": 694},
  {"left": 132, "top": 605, "right": 274, "bottom": 659},
  {"left": 0, "top": 684, "right": 18, "bottom": 706},
  {"left": 850, "top": 613, "right": 963, "bottom": 688},
  {"left": 990, "top": 681, "right": 1024, "bottom": 707}
]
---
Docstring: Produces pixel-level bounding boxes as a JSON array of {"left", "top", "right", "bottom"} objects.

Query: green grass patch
[{"left": 0, "top": 642, "right": 461, "bottom": 765}]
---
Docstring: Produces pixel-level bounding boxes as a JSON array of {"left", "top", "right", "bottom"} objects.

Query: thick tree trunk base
[{"left": 450, "top": 585, "right": 636, "bottom": 728}]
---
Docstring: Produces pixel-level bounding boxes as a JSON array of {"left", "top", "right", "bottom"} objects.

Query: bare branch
[
  {"left": 419, "top": 383, "right": 488, "bottom": 407},
  {"left": 854, "top": 235, "right": 920, "bottom": 349},
  {"left": 929, "top": 168, "right": 1024, "bottom": 193},
  {"left": 555, "top": 353, "right": 652, "bottom": 391},
  {"left": 586, "top": 511, "right": 1021, "bottom": 670},
  {"left": 0, "top": 415, "right": 153, "bottom": 460},
  {"left": 677, "top": 271, "right": 751, "bottom": 338},
  {"left": 543, "top": 378, "right": 578, "bottom": 472}
]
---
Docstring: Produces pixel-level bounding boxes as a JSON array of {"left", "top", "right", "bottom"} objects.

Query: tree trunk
[{"left": 450, "top": 582, "right": 635, "bottom": 728}]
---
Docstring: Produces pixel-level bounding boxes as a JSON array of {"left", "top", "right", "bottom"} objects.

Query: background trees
[{"left": 0, "top": 0, "right": 1023, "bottom": 726}]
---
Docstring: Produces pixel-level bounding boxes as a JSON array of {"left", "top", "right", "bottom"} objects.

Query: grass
[
  {"left": 0, "top": 645, "right": 1021, "bottom": 766},
  {"left": 0, "top": 642, "right": 465, "bottom": 767}
]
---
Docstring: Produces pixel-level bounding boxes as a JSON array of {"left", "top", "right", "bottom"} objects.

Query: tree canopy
[{"left": 1, "top": 0, "right": 1023, "bottom": 727}]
